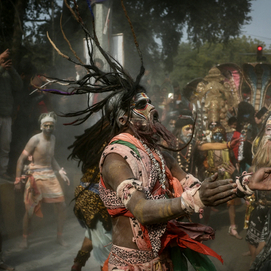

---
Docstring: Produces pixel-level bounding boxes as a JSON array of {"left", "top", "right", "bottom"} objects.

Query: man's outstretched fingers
[
  {"left": 204, "top": 178, "right": 235, "bottom": 190},
  {"left": 210, "top": 185, "right": 237, "bottom": 202},
  {"left": 200, "top": 181, "right": 237, "bottom": 206},
  {"left": 212, "top": 194, "right": 236, "bottom": 206}
]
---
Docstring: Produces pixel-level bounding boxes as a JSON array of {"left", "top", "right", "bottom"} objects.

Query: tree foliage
[
  {"left": 0, "top": 0, "right": 253, "bottom": 74},
  {"left": 112, "top": 0, "right": 252, "bottom": 72},
  {"left": 169, "top": 36, "right": 271, "bottom": 90}
]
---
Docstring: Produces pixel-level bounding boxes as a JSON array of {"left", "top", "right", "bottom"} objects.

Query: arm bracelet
[{"left": 235, "top": 172, "right": 254, "bottom": 198}]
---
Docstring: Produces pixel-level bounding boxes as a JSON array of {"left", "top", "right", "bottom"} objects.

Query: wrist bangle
[{"left": 235, "top": 172, "right": 253, "bottom": 197}]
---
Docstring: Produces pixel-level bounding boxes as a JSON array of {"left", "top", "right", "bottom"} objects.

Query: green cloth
[
  {"left": 170, "top": 247, "right": 217, "bottom": 271},
  {"left": 110, "top": 140, "right": 141, "bottom": 158}
]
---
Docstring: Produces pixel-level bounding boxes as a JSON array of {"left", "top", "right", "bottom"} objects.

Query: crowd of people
[
  {"left": 2, "top": 11, "right": 271, "bottom": 271},
  {"left": 0, "top": 48, "right": 93, "bottom": 270},
  {"left": 139, "top": 65, "right": 271, "bottom": 271}
]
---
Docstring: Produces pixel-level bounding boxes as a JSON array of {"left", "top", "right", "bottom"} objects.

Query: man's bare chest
[{"left": 35, "top": 140, "right": 54, "bottom": 156}]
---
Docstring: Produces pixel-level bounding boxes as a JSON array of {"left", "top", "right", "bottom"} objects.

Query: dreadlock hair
[
  {"left": 236, "top": 101, "right": 256, "bottom": 132},
  {"left": 44, "top": 0, "right": 145, "bottom": 127},
  {"left": 41, "top": 1, "right": 147, "bottom": 179},
  {"left": 68, "top": 116, "right": 111, "bottom": 175}
]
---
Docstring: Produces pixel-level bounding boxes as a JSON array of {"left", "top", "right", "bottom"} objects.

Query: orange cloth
[{"left": 24, "top": 164, "right": 64, "bottom": 217}]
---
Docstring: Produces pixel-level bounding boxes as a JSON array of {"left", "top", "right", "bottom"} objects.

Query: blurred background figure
[
  {"left": 7, "top": 59, "right": 38, "bottom": 178},
  {"left": 0, "top": 48, "right": 22, "bottom": 181},
  {"left": 14, "top": 112, "right": 70, "bottom": 249},
  {"left": 245, "top": 114, "right": 271, "bottom": 267},
  {"left": 170, "top": 109, "right": 197, "bottom": 175}
]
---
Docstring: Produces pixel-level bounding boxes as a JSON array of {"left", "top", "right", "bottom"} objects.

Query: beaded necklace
[
  {"left": 139, "top": 140, "right": 166, "bottom": 189},
  {"left": 176, "top": 138, "right": 192, "bottom": 173}
]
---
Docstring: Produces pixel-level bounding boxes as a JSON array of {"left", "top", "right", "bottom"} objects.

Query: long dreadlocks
[
  {"left": 42, "top": 1, "right": 184, "bottom": 179},
  {"left": 41, "top": 1, "right": 147, "bottom": 178}
]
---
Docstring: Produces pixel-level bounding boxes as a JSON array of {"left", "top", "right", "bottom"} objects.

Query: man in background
[
  {"left": 0, "top": 48, "right": 22, "bottom": 180},
  {"left": 15, "top": 112, "right": 70, "bottom": 249}
]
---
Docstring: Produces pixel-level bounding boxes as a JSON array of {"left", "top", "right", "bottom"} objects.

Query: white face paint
[
  {"left": 41, "top": 121, "right": 55, "bottom": 134},
  {"left": 265, "top": 124, "right": 271, "bottom": 136},
  {"left": 131, "top": 93, "right": 155, "bottom": 121},
  {"left": 168, "top": 119, "right": 176, "bottom": 132},
  {"left": 129, "top": 92, "right": 159, "bottom": 133},
  {"left": 182, "top": 125, "right": 193, "bottom": 138}
]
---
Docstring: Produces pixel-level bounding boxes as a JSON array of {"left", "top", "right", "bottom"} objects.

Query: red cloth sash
[{"left": 160, "top": 221, "right": 223, "bottom": 263}]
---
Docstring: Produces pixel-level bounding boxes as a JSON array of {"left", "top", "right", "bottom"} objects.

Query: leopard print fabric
[
  {"left": 109, "top": 245, "right": 154, "bottom": 265},
  {"left": 99, "top": 182, "right": 124, "bottom": 210},
  {"left": 108, "top": 245, "right": 174, "bottom": 270}
]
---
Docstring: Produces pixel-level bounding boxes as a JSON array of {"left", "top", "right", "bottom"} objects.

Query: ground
[{"left": 1, "top": 176, "right": 252, "bottom": 271}]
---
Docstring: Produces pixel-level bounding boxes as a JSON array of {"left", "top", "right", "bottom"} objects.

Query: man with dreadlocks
[
  {"left": 14, "top": 112, "right": 70, "bottom": 249},
  {"left": 97, "top": 90, "right": 271, "bottom": 271},
  {"left": 44, "top": 1, "right": 271, "bottom": 269},
  {"left": 55, "top": 57, "right": 271, "bottom": 270}
]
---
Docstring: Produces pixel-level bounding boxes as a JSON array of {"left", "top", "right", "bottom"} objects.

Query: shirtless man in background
[{"left": 15, "top": 112, "right": 70, "bottom": 248}]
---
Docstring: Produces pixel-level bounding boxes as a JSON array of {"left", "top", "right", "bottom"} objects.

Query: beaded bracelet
[{"left": 235, "top": 172, "right": 254, "bottom": 198}]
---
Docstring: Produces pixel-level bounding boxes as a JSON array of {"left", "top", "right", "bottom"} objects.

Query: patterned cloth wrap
[
  {"left": 74, "top": 167, "right": 112, "bottom": 266},
  {"left": 24, "top": 163, "right": 64, "bottom": 217},
  {"left": 74, "top": 167, "right": 111, "bottom": 230},
  {"left": 99, "top": 133, "right": 223, "bottom": 271},
  {"left": 108, "top": 244, "right": 173, "bottom": 270}
]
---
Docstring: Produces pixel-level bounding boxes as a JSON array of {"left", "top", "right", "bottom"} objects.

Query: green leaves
[{"left": 170, "top": 36, "right": 269, "bottom": 89}]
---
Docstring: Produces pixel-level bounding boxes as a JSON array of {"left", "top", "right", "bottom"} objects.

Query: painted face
[
  {"left": 265, "top": 124, "right": 271, "bottom": 136},
  {"left": 131, "top": 93, "right": 156, "bottom": 121},
  {"left": 208, "top": 122, "right": 219, "bottom": 131},
  {"left": 212, "top": 132, "right": 224, "bottom": 143},
  {"left": 41, "top": 121, "right": 55, "bottom": 134},
  {"left": 168, "top": 119, "right": 176, "bottom": 132},
  {"left": 181, "top": 125, "right": 193, "bottom": 138}
]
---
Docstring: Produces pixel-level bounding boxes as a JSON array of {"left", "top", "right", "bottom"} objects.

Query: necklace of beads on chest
[
  {"left": 176, "top": 138, "right": 192, "bottom": 173},
  {"left": 139, "top": 140, "right": 166, "bottom": 189}
]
